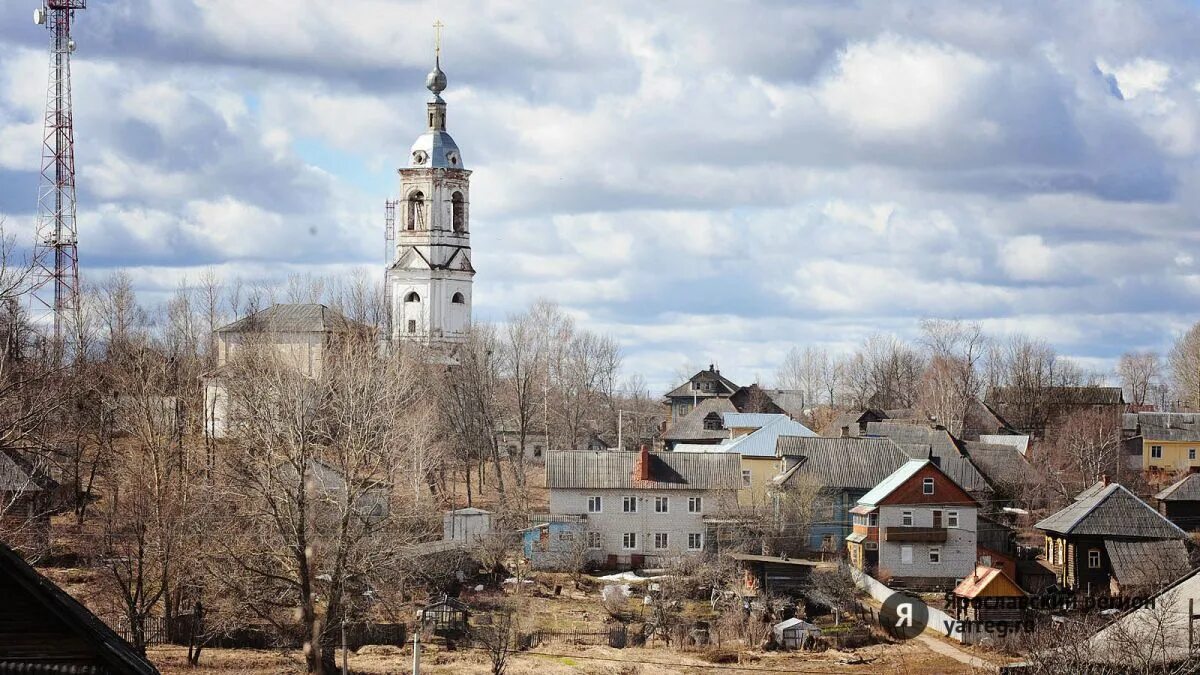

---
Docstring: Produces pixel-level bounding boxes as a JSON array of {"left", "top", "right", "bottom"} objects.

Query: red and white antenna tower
[{"left": 31, "top": 1, "right": 85, "bottom": 348}]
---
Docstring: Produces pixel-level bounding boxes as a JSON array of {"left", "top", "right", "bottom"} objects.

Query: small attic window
[
  {"left": 923, "top": 477, "right": 935, "bottom": 495},
  {"left": 703, "top": 413, "right": 723, "bottom": 431}
]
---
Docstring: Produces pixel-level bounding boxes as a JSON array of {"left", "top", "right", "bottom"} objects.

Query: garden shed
[{"left": 773, "top": 617, "right": 821, "bottom": 650}]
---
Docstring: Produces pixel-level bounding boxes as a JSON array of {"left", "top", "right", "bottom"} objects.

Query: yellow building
[
  {"left": 673, "top": 412, "right": 816, "bottom": 508},
  {"left": 1134, "top": 413, "right": 1200, "bottom": 473}
]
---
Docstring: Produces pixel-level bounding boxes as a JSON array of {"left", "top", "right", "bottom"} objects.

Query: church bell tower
[{"left": 388, "top": 27, "right": 474, "bottom": 346}]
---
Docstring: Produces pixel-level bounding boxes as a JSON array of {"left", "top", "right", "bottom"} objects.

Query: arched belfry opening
[
  {"left": 407, "top": 191, "right": 424, "bottom": 231},
  {"left": 452, "top": 192, "right": 466, "bottom": 233}
]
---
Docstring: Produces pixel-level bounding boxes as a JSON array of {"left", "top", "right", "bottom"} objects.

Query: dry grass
[{"left": 150, "top": 639, "right": 984, "bottom": 674}]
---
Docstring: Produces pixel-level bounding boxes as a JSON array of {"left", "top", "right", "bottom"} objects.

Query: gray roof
[
  {"left": 1155, "top": 473, "right": 1200, "bottom": 502},
  {"left": 1036, "top": 482, "right": 1187, "bottom": 539},
  {"left": 1137, "top": 413, "right": 1200, "bottom": 443},
  {"left": 410, "top": 129, "right": 464, "bottom": 169},
  {"left": 217, "top": 304, "right": 367, "bottom": 334},
  {"left": 775, "top": 436, "right": 909, "bottom": 490},
  {"left": 962, "top": 441, "right": 1034, "bottom": 487},
  {"left": 664, "top": 367, "right": 739, "bottom": 400},
  {"left": 1105, "top": 539, "right": 1193, "bottom": 588},
  {"left": 0, "top": 450, "right": 56, "bottom": 493},
  {"left": 664, "top": 397, "right": 737, "bottom": 442},
  {"left": 546, "top": 451, "right": 741, "bottom": 491},
  {"left": 865, "top": 423, "right": 992, "bottom": 494},
  {"left": 759, "top": 389, "right": 808, "bottom": 418}
]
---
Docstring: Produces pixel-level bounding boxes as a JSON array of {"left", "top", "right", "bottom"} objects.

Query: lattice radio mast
[{"left": 31, "top": 1, "right": 86, "bottom": 349}]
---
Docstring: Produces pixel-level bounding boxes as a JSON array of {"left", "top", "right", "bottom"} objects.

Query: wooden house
[
  {"left": 1154, "top": 472, "right": 1200, "bottom": 531},
  {"left": 951, "top": 565, "right": 1027, "bottom": 623},
  {"left": 0, "top": 449, "right": 56, "bottom": 558},
  {"left": 0, "top": 541, "right": 158, "bottom": 673},
  {"left": 1036, "top": 478, "right": 1192, "bottom": 595}
]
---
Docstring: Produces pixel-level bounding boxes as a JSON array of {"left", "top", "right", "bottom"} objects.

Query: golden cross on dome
[{"left": 433, "top": 20, "right": 444, "bottom": 61}]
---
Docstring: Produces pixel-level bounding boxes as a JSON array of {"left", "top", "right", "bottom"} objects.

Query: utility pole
[
  {"left": 31, "top": 1, "right": 86, "bottom": 354},
  {"left": 412, "top": 631, "right": 421, "bottom": 675}
]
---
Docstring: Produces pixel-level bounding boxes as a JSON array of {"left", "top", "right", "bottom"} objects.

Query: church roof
[
  {"left": 216, "top": 304, "right": 367, "bottom": 335},
  {"left": 410, "top": 129, "right": 464, "bottom": 169}
]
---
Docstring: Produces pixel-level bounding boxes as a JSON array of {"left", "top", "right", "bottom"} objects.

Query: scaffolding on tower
[
  {"left": 31, "top": 0, "right": 86, "bottom": 351},
  {"left": 383, "top": 199, "right": 398, "bottom": 341}
]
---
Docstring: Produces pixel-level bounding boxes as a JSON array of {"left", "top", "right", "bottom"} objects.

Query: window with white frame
[
  {"left": 688, "top": 533, "right": 703, "bottom": 550},
  {"left": 622, "top": 532, "right": 637, "bottom": 550},
  {"left": 947, "top": 511, "right": 959, "bottom": 528},
  {"left": 1152, "top": 445, "right": 1163, "bottom": 459},
  {"left": 654, "top": 532, "right": 669, "bottom": 549},
  {"left": 623, "top": 496, "right": 637, "bottom": 513},
  {"left": 587, "top": 532, "right": 602, "bottom": 549},
  {"left": 587, "top": 496, "right": 602, "bottom": 513},
  {"left": 901, "top": 511, "right": 913, "bottom": 526},
  {"left": 688, "top": 496, "right": 703, "bottom": 513},
  {"left": 742, "top": 470, "right": 752, "bottom": 487},
  {"left": 929, "top": 547, "right": 941, "bottom": 564},
  {"left": 655, "top": 496, "right": 669, "bottom": 513},
  {"left": 868, "top": 512, "right": 878, "bottom": 527},
  {"left": 1088, "top": 548, "right": 1101, "bottom": 569},
  {"left": 923, "top": 477, "right": 935, "bottom": 494}
]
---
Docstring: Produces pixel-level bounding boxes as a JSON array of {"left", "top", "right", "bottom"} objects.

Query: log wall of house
[{"left": 0, "top": 571, "right": 104, "bottom": 667}]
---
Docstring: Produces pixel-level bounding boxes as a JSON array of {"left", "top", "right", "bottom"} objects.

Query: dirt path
[{"left": 916, "top": 635, "right": 998, "bottom": 673}]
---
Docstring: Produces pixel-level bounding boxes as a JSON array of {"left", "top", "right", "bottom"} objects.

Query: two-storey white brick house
[
  {"left": 544, "top": 448, "right": 740, "bottom": 568},
  {"left": 847, "top": 458, "right": 980, "bottom": 590}
]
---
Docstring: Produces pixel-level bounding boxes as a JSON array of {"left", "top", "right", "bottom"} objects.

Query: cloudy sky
[{"left": 2, "top": 1, "right": 1200, "bottom": 390}]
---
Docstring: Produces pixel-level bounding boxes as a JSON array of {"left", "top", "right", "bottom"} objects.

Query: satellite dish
[{"left": 33, "top": 8, "right": 45, "bottom": 25}]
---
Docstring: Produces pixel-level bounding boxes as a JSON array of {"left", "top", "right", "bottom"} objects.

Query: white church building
[{"left": 388, "top": 47, "right": 474, "bottom": 347}]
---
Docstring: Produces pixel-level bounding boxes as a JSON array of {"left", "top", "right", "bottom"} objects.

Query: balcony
[{"left": 883, "top": 526, "right": 947, "bottom": 543}]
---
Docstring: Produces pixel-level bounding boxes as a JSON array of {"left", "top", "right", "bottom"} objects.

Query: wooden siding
[{"left": 876, "top": 463, "right": 977, "bottom": 508}]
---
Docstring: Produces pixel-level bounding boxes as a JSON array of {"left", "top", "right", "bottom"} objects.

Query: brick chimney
[
  {"left": 634, "top": 444, "right": 652, "bottom": 482},
  {"left": 840, "top": 426, "right": 850, "bottom": 438}
]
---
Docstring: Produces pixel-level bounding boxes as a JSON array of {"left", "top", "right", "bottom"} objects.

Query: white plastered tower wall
[{"left": 389, "top": 47, "right": 474, "bottom": 346}]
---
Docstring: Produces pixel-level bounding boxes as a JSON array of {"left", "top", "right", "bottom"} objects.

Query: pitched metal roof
[
  {"left": 1104, "top": 539, "right": 1192, "bottom": 588},
  {"left": 774, "top": 436, "right": 909, "bottom": 490},
  {"left": 1155, "top": 473, "right": 1200, "bottom": 502},
  {"left": 723, "top": 412, "right": 785, "bottom": 430},
  {"left": 953, "top": 566, "right": 1026, "bottom": 599},
  {"left": 663, "top": 397, "right": 737, "bottom": 441},
  {"left": 0, "top": 541, "right": 160, "bottom": 674},
  {"left": 1035, "top": 482, "right": 1187, "bottom": 538},
  {"left": 678, "top": 415, "right": 815, "bottom": 458},
  {"left": 978, "top": 434, "right": 1029, "bottom": 456},
  {"left": 856, "top": 459, "right": 931, "bottom": 507},
  {"left": 216, "top": 303, "right": 367, "bottom": 334},
  {"left": 865, "top": 423, "right": 992, "bottom": 494},
  {"left": 546, "top": 451, "right": 741, "bottom": 490}
]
